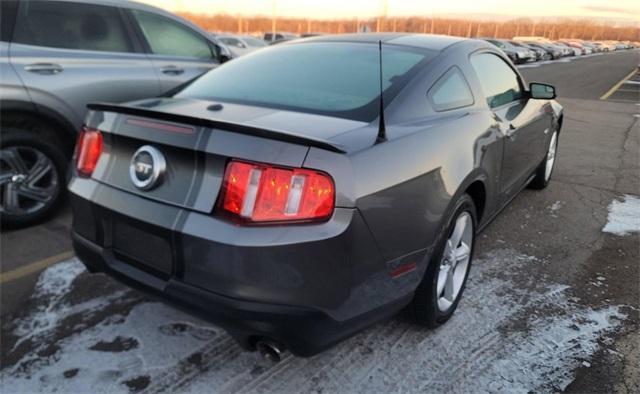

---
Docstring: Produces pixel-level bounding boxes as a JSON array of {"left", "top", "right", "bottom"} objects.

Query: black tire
[
  {"left": 410, "top": 193, "right": 477, "bottom": 327},
  {"left": 0, "top": 120, "right": 69, "bottom": 228},
  {"left": 529, "top": 130, "right": 559, "bottom": 190}
]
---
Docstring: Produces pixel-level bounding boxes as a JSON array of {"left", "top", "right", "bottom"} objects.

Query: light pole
[{"left": 271, "top": 0, "right": 277, "bottom": 36}]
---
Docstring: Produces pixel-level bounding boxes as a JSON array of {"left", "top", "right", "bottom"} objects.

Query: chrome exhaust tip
[{"left": 256, "top": 339, "right": 285, "bottom": 363}]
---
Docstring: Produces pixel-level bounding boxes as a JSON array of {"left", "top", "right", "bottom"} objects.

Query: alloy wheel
[
  {"left": 0, "top": 146, "right": 59, "bottom": 216},
  {"left": 545, "top": 132, "right": 558, "bottom": 182},
  {"left": 437, "top": 211, "right": 473, "bottom": 312}
]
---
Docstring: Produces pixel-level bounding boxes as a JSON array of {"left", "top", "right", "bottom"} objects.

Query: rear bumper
[
  {"left": 69, "top": 177, "right": 422, "bottom": 356},
  {"left": 73, "top": 231, "right": 410, "bottom": 356}
]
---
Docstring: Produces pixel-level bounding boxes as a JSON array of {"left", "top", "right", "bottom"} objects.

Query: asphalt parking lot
[{"left": 1, "top": 50, "right": 639, "bottom": 393}]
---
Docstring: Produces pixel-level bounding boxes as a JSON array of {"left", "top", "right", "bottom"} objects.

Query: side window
[
  {"left": 470, "top": 53, "right": 523, "bottom": 108},
  {"left": 13, "top": 1, "right": 133, "bottom": 52},
  {"left": 220, "top": 38, "right": 243, "bottom": 48},
  {"left": 132, "top": 10, "right": 213, "bottom": 60},
  {"left": 428, "top": 67, "right": 474, "bottom": 111}
]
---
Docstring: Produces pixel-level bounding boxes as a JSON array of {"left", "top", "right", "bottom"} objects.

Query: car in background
[
  {"left": 216, "top": 35, "right": 267, "bottom": 58},
  {"left": 594, "top": 41, "right": 617, "bottom": 51},
  {"left": 591, "top": 42, "right": 609, "bottom": 52},
  {"left": 560, "top": 41, "right": 591, "bottom": 55},
  {"left": 517, "top": 41, "right": 563, "bottom": 60},
  {"left": 0, "top": 0, "right": 224, "bottom": 227},
  {"left": 263, "top": 32, "right": 297, "bottom": 44},
  {"left": 481, "top": 38, "right": 535, "bottom": 64},
  {"left": 554, "top": 42, "right": 581, "bottom": 56},
  {"left": 509, "top": 41, "right": 549, "bottom": 61},
  {"left": 614, "top": 42, "right": 628, "bottom": 50}
]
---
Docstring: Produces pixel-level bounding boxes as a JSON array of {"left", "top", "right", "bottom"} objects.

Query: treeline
[{"left": 180, "top": 12, "right": 639, "bottom": 42}]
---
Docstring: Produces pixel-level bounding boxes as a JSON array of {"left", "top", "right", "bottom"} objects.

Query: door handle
[
  {"left": 161, "top": 66, "right": 185, "bottom": 75},
  {"left": 24, "top": 63, "right": 63, "bottom": 75}
]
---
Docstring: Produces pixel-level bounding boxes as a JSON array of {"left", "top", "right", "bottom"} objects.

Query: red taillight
[
  {"left": 219, "top": 160, "right": 335, "bottom": 223},
  {"left": 75, "top": 127, "right": 103, "bottom": 178}
]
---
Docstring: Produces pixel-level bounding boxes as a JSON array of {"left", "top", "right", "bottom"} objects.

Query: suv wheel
[{"left": 1, "top": 125, "right": 68, "bottom": 227}]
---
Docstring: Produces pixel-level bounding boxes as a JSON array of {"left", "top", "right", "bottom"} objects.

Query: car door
[
  {"left": 469, "top": 52, "right": 547, "bottom": 203},
  {"left": 9, "top": 0, "right": 161, "bottom": 129},
  {"left": 128, "top": 9, "right": 219, "bottom": 93}
]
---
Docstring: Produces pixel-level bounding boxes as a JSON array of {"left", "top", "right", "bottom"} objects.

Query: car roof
[
  {"left": 57, "top": 0, "right": 168, "bottom": 13},
  {"left": 301, "top": 33, "right": 465, "bottom": 51}
]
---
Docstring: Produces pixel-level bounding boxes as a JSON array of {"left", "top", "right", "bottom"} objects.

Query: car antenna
[{"left": 375, "top": 40, "right": 387, "bottom": 144}]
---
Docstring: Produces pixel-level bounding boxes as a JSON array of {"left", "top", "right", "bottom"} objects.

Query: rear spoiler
[{"left": 87, "top": 103, "right": 346, "bottom": 154}]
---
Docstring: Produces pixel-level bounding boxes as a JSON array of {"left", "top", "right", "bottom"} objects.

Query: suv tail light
[
  {"left": 75, "top": 126, "right": 103, "bottom": 178},
  {"left": 218, "top": 160, "right": 335, "bottom": 223}
]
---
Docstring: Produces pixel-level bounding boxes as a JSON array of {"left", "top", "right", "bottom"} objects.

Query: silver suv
[{"left": 0, "top": 0, "right": 222, "bottom": 226}]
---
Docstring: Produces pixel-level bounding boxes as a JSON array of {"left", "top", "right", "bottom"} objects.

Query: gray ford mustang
[{"left": 69, "top": 34, "right": 562, "bottom": 359}]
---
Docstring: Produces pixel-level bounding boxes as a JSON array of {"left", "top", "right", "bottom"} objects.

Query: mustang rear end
[
  {"left": 69, "top": 35, "right": 562, "bottom": 358},
  {"left": 69, "top": 101, "right": 401, "bottom": 357}
]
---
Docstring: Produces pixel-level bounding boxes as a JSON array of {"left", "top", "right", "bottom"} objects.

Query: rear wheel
[
  {"left": 410, "top": 194, "right": 476, "bottom": 327},
  {"left": 0, "top": 126, "right": 68, "bottom": 228}
]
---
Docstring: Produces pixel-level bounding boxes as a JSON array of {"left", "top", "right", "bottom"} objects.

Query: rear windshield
[{"left": 176, "top": 42, "right": 435, "bottom": 121}]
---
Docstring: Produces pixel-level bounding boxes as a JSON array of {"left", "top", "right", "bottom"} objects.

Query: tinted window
[
  {"left": 132, "top": 10, "right": 213, "bottom": 59},
  {"left": 243, "top": 37, "right": 267, "bottom": 47},
  {"left": 470, "top": 53, "right": 522, "bottom": 108},
  {"left": 486, "top": 40, "right": 506, "bottom": 49},
  {"left": 13, "top": 1, "right": 133, "bottom": 52},
  {"left": 177, "top": 43, "right": 434, "bottom": 121},
  {"left": 1, "top": 0, "right": 18, "bottom": 42},
  {"left": 220, "top": 37, "right": 243, "bottom": 48},
  {"left": 428, "top": 67, "right": 474, "bottom": 111}
]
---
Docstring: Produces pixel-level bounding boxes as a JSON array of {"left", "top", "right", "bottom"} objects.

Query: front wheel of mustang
[
  {"left": 410, "top": 193, "right": 477, "bottom": 327},
  {"left": 529, "top": 130, "right": 558, "bottom": 190}
]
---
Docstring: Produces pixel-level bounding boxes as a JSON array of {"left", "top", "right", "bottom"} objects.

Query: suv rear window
[
  {"left": 13, "top": 0, "right": 133, "bottom": 52},
  {"left": 177, "top": 42, "right": 435, "bottom": 121}
]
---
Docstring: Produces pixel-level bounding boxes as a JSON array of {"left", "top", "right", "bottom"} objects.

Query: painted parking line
[
  {"left": 0, "top": 251, "right": 75, "bottom": 284},
  {"left": 600, "top": 68, "right": 638, "bottom": 100}
]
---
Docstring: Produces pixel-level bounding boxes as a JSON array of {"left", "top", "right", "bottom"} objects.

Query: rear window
[
  {"left": 428, "top": 67, "right": 474, "bottom": 111},
  {"left": 177, "top": 42, "right": 434, "bottom": 121},
  {"left": 13, "top": 0, "right": 133, "bottom": 52}
]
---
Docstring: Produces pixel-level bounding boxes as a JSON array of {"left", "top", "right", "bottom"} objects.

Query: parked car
[
  {"left": 216, "top": 34, "right": 267, "bottom": 58},
  {"left": 520, "top": 42, "right": 563, "bottom": 60},
  {"left": 481, "top": 38, "right": 535, "bottom": 64},
  {"left": 554, "top": 42, "right": 581, "bottom": 56},
  {"left": 263, "top": 32, "right": 297, "bottom": 44},
  {"left": 592, "top": 42, "right": 609, "bottom": 52},
  {"left": 509, "top": 41, "right": 549, "bottom": 61},
  {"left": 561, "top": 41, "right": 591, "bottom": 55},
  {"left": 594, "top": 41, "right": 617, "bottom": 51},
  {"left": 69, "top": 34, "right": 563, "bottom": 359},
  {"left": 0, "top": 0, "right": 224, "bottom": 227}
]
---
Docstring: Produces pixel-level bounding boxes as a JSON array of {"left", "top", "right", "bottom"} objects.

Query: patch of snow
[
  {"left": 602, "top": 195, "right": 640, "bottom": 236},
  {"left": 2, "top": 251, "right": 629, "bottom": 393}
]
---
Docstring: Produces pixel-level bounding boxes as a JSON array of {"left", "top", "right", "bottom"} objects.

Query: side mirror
[{"left": 529, "top": 83, "right": 556, "bottom": 99}]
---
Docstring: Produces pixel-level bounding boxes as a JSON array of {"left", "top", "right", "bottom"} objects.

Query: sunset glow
[{"left": 141, "top": 0, "right": 640, "bottom": 25}]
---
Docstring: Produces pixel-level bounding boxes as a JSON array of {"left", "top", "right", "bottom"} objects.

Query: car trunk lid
[{"left": 85, "top": 98, "right": 359, "bottom": 214}]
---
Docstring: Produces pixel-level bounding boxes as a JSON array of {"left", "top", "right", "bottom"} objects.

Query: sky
[{"left": 140, "top": 0, "right": 640, "bottom": 24}]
